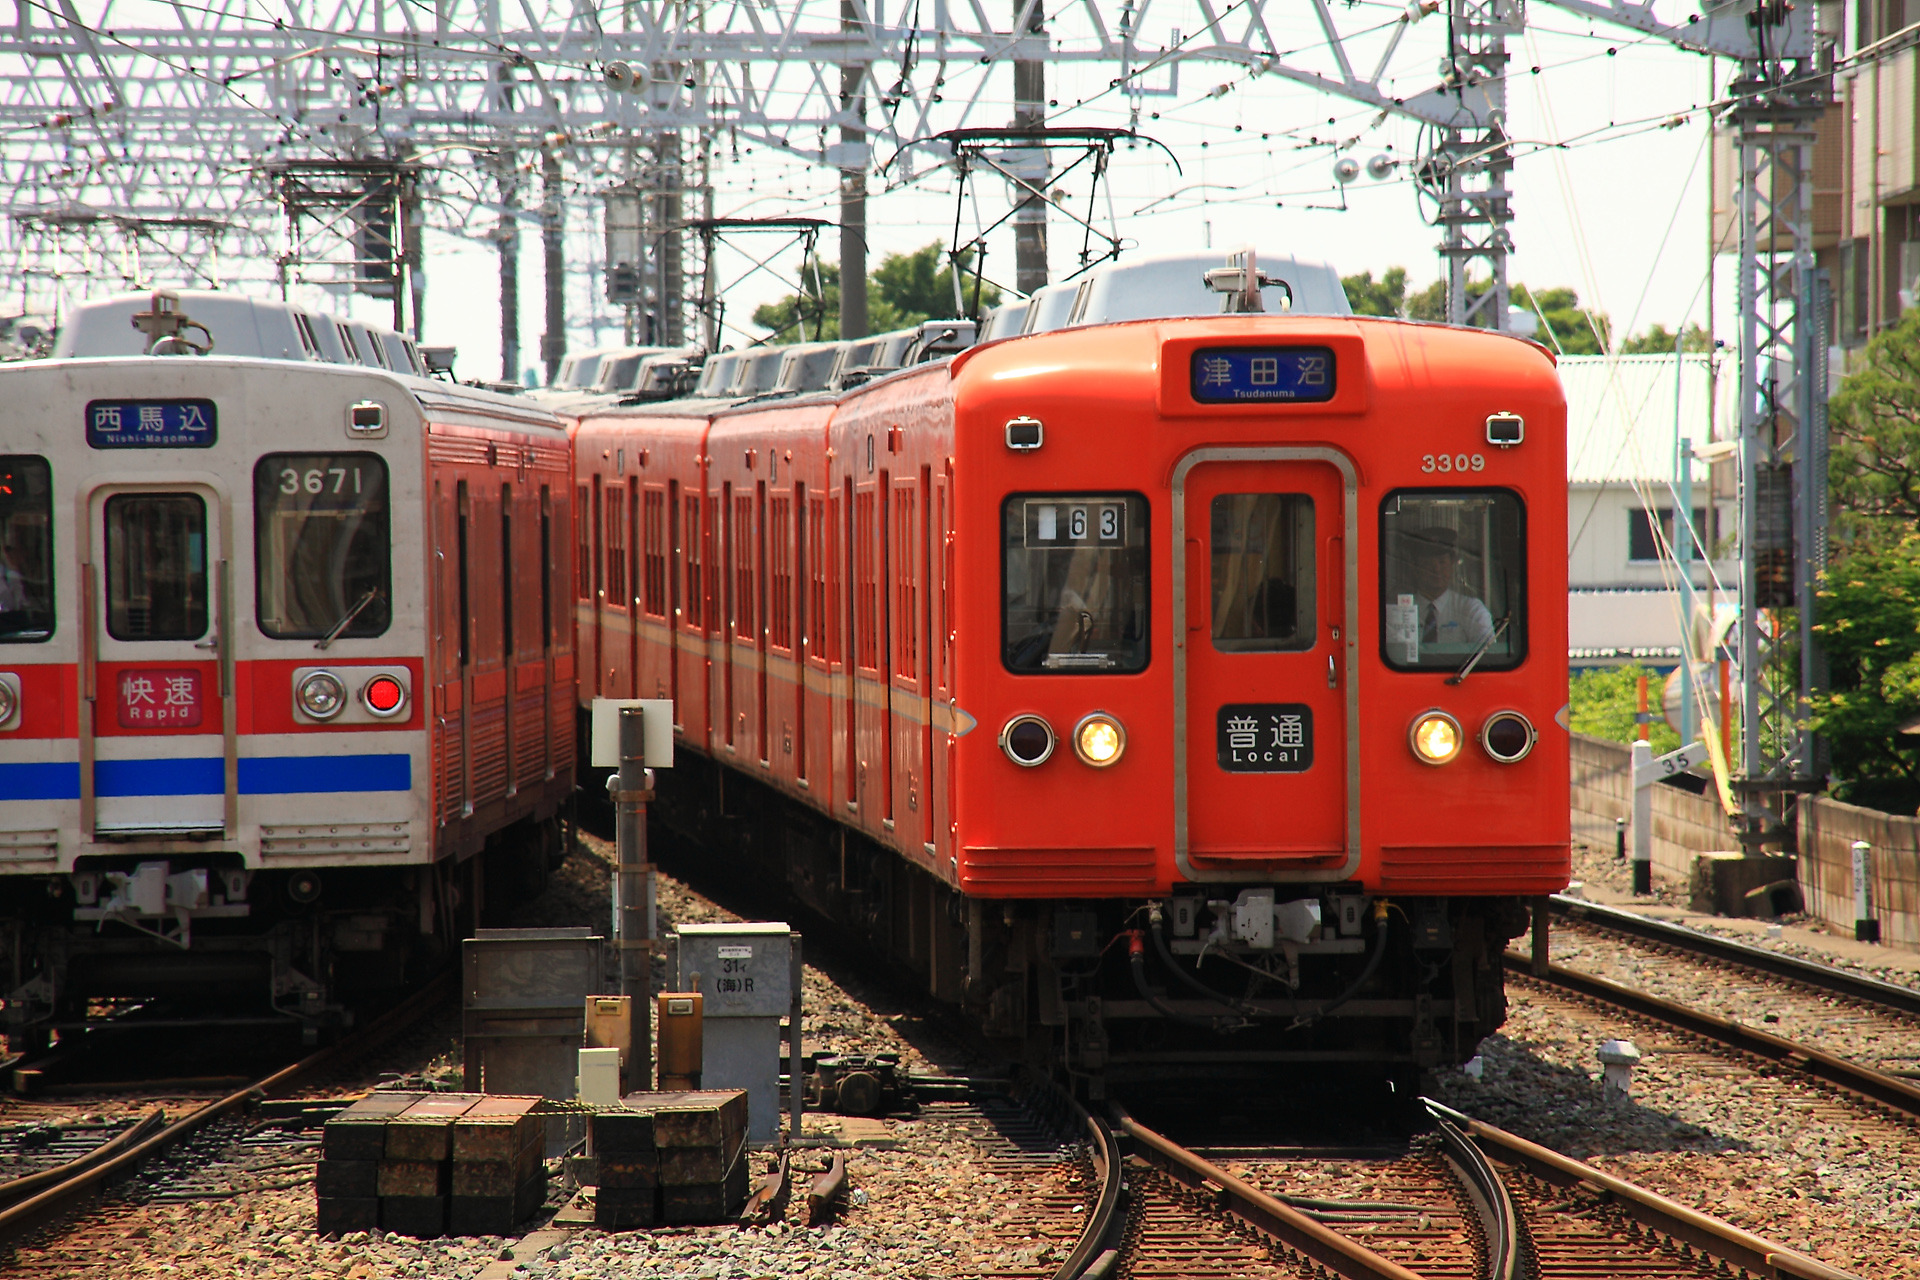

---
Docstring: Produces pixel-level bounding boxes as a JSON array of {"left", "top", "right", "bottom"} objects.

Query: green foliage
[
  {"left": 1618, "top": 322, "right": 1714, "bottom": 355},
  {"left": 1341, "top": 267, "right": 1408, "bottom": 318},
  {"left": 750, "top": 242, "right": 998, "bottom": 344},
  {"left": 1828, "top": 307, "right": 1920, "bottom": 548},
  {"left": 1812, "top": 535, "right": 1920, "bottom": 812},
  {"left": 1570, "top": 663, "right": 1681, "bottom": 756}
]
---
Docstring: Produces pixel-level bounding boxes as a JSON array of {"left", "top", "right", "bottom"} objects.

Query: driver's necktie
[{"left": 1423, "top": 603, "right": 1438, "bottom": 645}]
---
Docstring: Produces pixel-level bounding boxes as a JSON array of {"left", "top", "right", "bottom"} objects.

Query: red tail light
[{"left": 362, "top": 674, "right": 407, "bottom": 717}]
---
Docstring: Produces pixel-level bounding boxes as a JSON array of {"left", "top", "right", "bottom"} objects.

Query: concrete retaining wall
[
  {"left": 1799, "top": 796, "right": 1920, "bottom": 951},
  {"left": 1569, "top": 732, "right": 1733, "bottom": 883}
]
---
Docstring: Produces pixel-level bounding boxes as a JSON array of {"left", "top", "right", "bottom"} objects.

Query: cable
[
  {"left": 1124, "top": 932, "right": 1243, "bottom": 1032},
  {"left": 1288, "top": 912, "right": 1389, "bottom": 1031}
]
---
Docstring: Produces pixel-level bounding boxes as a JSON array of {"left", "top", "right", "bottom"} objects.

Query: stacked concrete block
[
  {"left": 449, "top": 1095, "right": 549, "bottom": 1235},
  {"left": 317, "top": 1091, "right": 422, "bottom": 1234},
  {"left": 317, "top": 1091, "right": 548, "bottom": 1238},
  {"left": 589, "top": 1090, "right": 750, "bottom": 1229}
]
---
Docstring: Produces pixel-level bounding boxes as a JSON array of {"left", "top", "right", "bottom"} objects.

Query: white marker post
[
  {"left": 1631, "top": 739, "right": 1710, "bottom": 896},
  {"left": 1852, "top": 840, "right": 1880, "bottom": 944}
]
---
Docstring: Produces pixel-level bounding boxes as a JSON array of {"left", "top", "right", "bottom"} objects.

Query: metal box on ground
[
  {"left": 462, "top": 927, "right": 601, "bottom": 1155},
  {"left": 656, "top": 991, "right": 703, "bottom": 1090},
  {"left": 673, "top": 923, "right": 793, "bottom": 1145}
]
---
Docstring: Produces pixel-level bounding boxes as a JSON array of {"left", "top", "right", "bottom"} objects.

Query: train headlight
[
  {"left": 999, "top": 714, "right": 1056, "bottom": 767},
  {"left": 1480, "top": 710, "right": 1536, "bottom": 763},
  {"left": 296, "top": 670, "right": 347, "bottom": 720},
  {"left": 1409, "top": 710, "right": 1463, "bottom": 766},
  {"left": 1072, "top": 713, "right": 1126, "bottom": 767},
  {"left": 362, "top": 673, "right": 408, "bottom": 718}
]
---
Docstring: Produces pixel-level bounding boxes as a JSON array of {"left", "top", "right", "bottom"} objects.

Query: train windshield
[
  {"left": 254, "top": 453, "right": 392, "bottom": 640},
  {"left": 1003, "top": 493, "right": 1149, "bottom": 673},
  {"left": 0, "top": 456, "right": 53, "bottom": 642},
  {"left": 1379, "top": 489, "right": 1526, "bottom": 671}
]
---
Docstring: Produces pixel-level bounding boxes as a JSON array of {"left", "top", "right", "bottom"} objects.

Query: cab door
[
  {"left": 85, "top": 483, "right": 232, "bottom": 837},
  {"left": 1174, "top": 449, "right": 1358, "bottom": 879}
]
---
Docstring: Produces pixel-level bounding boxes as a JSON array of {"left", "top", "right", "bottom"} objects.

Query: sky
[{"left": 340, "top": 11, "right": 1731, "bottom": 383}]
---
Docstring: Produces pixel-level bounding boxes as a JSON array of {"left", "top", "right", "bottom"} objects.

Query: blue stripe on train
[{"left": 0, "top": 755, "right": 411, "bottom": 800}]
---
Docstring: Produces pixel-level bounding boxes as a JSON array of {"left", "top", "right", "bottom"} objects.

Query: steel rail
[
  {"left": 0, "top": 968, "right": 457, "bottom": 1247},
  {"left": 1048, "top": 1090, "right": 1123, "bottom": 1280},
  {"left": 1547, "top": 893, "right": 1920, "bottom": 1018},
  {"left": 0, "top": 1110, "right": 168, "bottom": 1211},
  {"left": 1425, "top": 1104, "right": 1521, "bottom": 1280},
  {"left": 1110, "top": 1106, "right": 1429, "bottom": 1280},
  {"left": 1423, "top": 1099, "right": 1861, "bottom": 1280},
  {"left": 1503, "top": 952, "right": 1920, "bottom": 1118}
]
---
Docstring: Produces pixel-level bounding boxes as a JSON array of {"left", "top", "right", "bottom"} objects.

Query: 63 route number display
[{"left": 1421, "top": 453, "right": 1486, "bottom": 474}]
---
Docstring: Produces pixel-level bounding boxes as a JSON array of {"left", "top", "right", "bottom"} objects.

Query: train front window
[
  {"left": 254, "top": 453, "right": 392, "bottom": 640},
  {"left": 1211, "top": 494, "right": 1315, "bottom": 652},
  {"left": 105, "top": 493, "right": 207, "bottom": 641},
  {"left": 1003, "top": 494, "right": 1148, "bottom": 673},
  {"left": 1380, "top": 489, "right": 1526, "bottom": 671},
  {"left": 0, "top": 456, "right": 53, "bottom": 642}
]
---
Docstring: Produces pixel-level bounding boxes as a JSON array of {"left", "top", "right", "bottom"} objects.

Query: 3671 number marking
[{"left": 1421, "top": 453, "right": 1486, "bottom": 474}]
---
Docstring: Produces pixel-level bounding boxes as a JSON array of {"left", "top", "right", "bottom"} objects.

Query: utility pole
[
  {"left": 498, "top": 156, "right": 520, "bottom": 382},
  {"left": 1438, "top": 0, "right": 1514, "bottom": 330},
  {"left": 1011, "top": 0, "right": 1048, "bottom": 296},
  {"left": 541, "top": 149, "right": 565, "bottom": 384},
  {"left": 838, "top": 0, "right": 868, "bottom": 341}
]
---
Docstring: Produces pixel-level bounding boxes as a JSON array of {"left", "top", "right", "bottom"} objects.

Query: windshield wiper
[
  {"left": 316, "top": 589, "right": 381, "bottom": 650},
  {"left": 1445, "top": 616, "right": 1510, "bottom": 686}
]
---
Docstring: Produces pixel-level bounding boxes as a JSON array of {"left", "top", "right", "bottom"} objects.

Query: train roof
[{"left": 1, "top": 353, "right": 566, "bottom": 437}]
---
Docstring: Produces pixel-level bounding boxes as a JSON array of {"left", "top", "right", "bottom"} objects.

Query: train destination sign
[
  {"left": 85, "top": 399, "right": 217, "bottom": 449},
  {"left": 1218, "top": 702, "right": 1313, "bottom": 772},
  {"left": 1190, "top": 346, "right": 1335, "bottom": 404}
]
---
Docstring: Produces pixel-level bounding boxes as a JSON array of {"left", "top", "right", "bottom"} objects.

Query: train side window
[
  {"left": 770, "top": 495, "right": 793, "bottom": 650},
  {"left": 605, "top": 485, "right": 627, "bottom": 612},
  {"left": 575, "top": 484, "right": 592, "bottom": 600},
  {"left": 643, "top": 486, "right": 668, "bottom": 618},
  {"left": 0, "top": 456, "right": 54, "bottom": 642},
  {"left": 1379, "top": 489, "right": 1527, "bottom": 671},
  {"left": 253, "top": 453, "right": 391, "bottom": 640},
  {"left": 684, "top": 495, "right": 703, "bottom": 629},
  {"left": 1002, "top": 493, "right": 1149, "bottom": 674},
  {"left": 105, "top": 492, "right": 208, "bottom": 642},
  {"left": 1210, "top": 494, "right": 1315, "bottom": 652},
  {"left": 540, "top": 486, "right": 553, "bottom": 651}
]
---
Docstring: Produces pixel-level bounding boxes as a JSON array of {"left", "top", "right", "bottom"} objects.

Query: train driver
[{"left": 1406, "top": 528, "right": 1494, "bottom": 651}]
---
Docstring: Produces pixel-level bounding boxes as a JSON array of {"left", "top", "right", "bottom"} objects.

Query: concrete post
[
  {"left": 1631, "top": 739, "right": 1653, "bottom": 895},
  {"left": 789, "top": 932, "right": 805, "bottom": 1143},
  {"left": 611, "top": 705, "right": 655, "bottom": 1088},
  {"left": 1614, "top": 816, "right": 1626, "bottom": 862},
  {"left": 1853, "top": 839, "right": 1880, "bottom": 943}
]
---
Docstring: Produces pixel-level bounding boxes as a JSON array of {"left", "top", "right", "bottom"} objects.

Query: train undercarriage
[
  {"left": 0, "top": 814, "right": 567, "bottom": 1051},
  {"left": 649, "top": 753, "right": 1533, "bottom": 1097}
]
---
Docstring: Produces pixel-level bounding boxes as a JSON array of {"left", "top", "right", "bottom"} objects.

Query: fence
[
  {"left": 1798, "top": 796, "right": 1920, "bottom": 952},
  {"left": 1569, "top": 732, "right": 1733, "bottom": 882}
]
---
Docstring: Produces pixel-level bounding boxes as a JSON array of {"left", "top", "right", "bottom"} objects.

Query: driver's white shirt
[{"left": 1415, "top": 588, "right": 1494, "bottom": 648}]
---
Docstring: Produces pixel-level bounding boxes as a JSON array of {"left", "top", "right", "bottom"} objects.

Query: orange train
[{"left": 571, "top": 310, "right": 1570, "bottom": 1089}]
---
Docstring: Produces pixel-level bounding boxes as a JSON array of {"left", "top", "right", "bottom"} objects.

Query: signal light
[
  {"left": 1072, "top": 713, "right": 1126, "bottom": 767},
  {"left": 1409, "top": 710, "right": 1463, "bottom": 766},
  {"left": 296, "top": 671, "right": 346, "bottom": 720},
  {"left": 362, "top": 673, "right": 407, "bottom": 718},
  {"left": 1480, "top": 711, "right": 1536, "bottom": 763},
  {"left": 999, "top": 714, "right": 1056, "bottom": 767}
]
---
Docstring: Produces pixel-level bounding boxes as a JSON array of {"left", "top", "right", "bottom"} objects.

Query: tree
[
  {"left": 1381, "top": 274, "right": 1610, "bottom": 354},
  {"left": 1618, "top": 322, "right": 1714, "bottom": 355},
  {"left": 1569, "top": 663, "right": 1681, "bottom": 756},
  {"left": 1812, "top": 534, "right": 1920, "bottom": 812},
  {"left": 750, "top": 242, "right": 999, "bottom": 343},
  {"left": 1342, "top": 267, "right": 1408, "bottom": 317},
  {"left": 1827, "top": 307, "right": 1920, "bottom": 547}
]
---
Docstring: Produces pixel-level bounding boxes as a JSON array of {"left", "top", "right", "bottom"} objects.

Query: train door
[
  {"left": 84, "top": 481, "right": 232, "bottom": 836},
  {"left": 1174, "top": 451, "right": 1359, "bottom": 878}
]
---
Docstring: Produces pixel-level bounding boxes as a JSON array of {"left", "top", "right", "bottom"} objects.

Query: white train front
[{"left": 0, "top": 345, "right": 576, "bottom": 1043}]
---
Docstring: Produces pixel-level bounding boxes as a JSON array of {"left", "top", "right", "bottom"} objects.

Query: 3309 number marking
[{"left": 1421, "top": 453, "right": 1486, "bottom": 474}]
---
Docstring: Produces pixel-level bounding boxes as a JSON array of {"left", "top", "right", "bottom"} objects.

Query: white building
[{"left": 1560, "top": 353, "right": 1739, "bottom": 667}]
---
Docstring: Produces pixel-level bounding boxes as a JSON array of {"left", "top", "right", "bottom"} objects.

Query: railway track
[
  {"left": 1080, "top": 1100, "right": 1858, "bottom": 1280},
  {"left": 0, "top": 969, "right": 456, "bottom": 1258}
]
